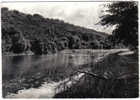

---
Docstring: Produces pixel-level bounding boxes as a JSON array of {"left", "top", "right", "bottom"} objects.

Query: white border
[{"left": 0, "top": 0, "right": 139, "bottom": 100}]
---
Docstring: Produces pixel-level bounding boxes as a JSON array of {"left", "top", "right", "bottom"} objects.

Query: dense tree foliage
[
  {"left": 99, "top": 1, "right": 138, "bottom": 49},
  {"left": 2, "top": 7, "right": 109, "bottom": 55}
]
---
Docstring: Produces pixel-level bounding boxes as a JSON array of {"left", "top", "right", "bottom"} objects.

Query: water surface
[{"left": 2, "top": 50, "right": 94, "bottom": 82}]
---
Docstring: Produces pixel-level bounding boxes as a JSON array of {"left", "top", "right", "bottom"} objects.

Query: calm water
[{"left": 2, "top": 50, "right": 94, "bottom": 82}]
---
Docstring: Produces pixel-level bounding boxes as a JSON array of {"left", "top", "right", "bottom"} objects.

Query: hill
[{"left": 2, "top": 7, "right": 108, "bottom": 55}]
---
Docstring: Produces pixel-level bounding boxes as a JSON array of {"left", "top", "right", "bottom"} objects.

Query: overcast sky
[{"left": 2, "top": 2, "right": 114, "bottom": 34}]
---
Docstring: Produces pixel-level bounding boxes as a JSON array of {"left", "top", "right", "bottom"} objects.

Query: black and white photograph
[{"left": 1, "top": 0, "right": 139, "bottom": 98}]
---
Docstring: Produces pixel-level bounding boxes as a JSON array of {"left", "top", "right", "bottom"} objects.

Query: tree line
[{"left": 2, "top": 7, "right": 111, "bottom": 55}]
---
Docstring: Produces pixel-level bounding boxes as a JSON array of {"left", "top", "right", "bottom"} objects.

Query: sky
[{"left": 2, "top": 1, "right": 114, "bottom": 34}]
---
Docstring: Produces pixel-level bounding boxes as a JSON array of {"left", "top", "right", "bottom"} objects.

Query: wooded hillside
[{"left": 2, "top": 7, "right": 109, "bottom": 55}]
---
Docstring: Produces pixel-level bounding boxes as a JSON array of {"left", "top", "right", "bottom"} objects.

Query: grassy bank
[{"left": 54, "top": 51, "right": 138, "bottom": 98}]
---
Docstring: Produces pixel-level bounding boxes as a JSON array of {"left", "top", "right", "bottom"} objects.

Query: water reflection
[{"left": 2, "top": 51, "right": 94, "bottom": 81}]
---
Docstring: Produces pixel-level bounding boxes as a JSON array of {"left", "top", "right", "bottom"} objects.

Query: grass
[{"left": 54, "top": 51, "right": 139, "bottom": 98}]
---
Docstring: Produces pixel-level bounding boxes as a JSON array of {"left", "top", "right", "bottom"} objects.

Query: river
[{"left": 2, "top": 50, "right": 94, "bottom": 82}]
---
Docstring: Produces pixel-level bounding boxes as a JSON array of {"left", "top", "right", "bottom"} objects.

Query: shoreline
[
  {"left": 3, "top": 48, "right": 130, "bottom": 56},
  {"left": 6, "top": 73, "right": 85, "bottom": 98}
]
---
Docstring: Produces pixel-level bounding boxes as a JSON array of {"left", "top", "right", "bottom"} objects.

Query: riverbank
[
  {"left": 2, "top": 51, "right": 34, "bottom": 56},
  {"left": 55, "top": 50, "right": 138, "bottom": 98},
  {"left": 3, "top": 63, "right": 81, "bottom": 97},
  {"left": 6, "top": 73, "right": 85, "bottom": 98},
  {"left": 3, "top": 48, "right": 131, "bottom": 56}
]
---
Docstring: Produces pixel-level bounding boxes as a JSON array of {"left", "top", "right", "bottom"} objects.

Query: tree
[
  {"left": 99, "top": 1, "right": 138, "bottom": 49},
  {"left": 3, "top": 27, "right": 26, "bottom": 53},
  {"left": 30, "top": 39, "right": 43, "bottom": 55}
]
